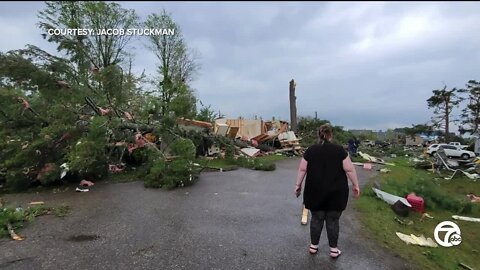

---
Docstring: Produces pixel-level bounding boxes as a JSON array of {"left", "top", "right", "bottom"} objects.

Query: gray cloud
[{"left": 1, "top": 1, "right": 479, "bottom": 132}]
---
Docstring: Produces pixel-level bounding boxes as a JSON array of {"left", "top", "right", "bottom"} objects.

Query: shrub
[
  {"left": 144, "top": 158, "right": 200, "bottom": 189},
  {"left": 5, "top": 171, "right": 31, "bottom": 192},
  {"left": 170, "top": 138, "right": 196, "bottom": 159},
  {"left": 67, "top": 117, "right": 108, "bottom": 179}
]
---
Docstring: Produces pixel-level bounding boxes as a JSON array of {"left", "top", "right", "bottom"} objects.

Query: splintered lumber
[
  {"left": 29, "top": 201, "right": 45, "bottom": 205},
  {"left": 7, "top": 223, "right": 23, "bottom": 241},
  {"left": 301, "top": 205, "right": 308, "bottom": 225}
]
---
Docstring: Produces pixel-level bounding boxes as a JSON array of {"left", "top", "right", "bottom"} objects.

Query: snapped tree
[
  {"left": 0, "top": 2, "right": 205, "bottom": 191},
  {"left": 427, "top": 86, "right": 462, "bottom": 141}
]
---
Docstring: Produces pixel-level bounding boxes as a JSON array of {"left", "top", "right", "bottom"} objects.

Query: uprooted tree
[
  {"left": 0, "top": 2, "right": 204, "bottom": 191},
  {"left": 427, "top": 86, "right": 462, "bottom": 141}
]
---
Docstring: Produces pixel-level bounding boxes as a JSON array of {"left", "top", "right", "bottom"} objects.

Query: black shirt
[{"left": 303, "top": 141, "right": 349, "bottom": 211}]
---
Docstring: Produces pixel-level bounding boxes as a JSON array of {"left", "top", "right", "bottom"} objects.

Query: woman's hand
[
  {"left": 352, "top": 185, "right": 360, "bottom": 198},
  {"left": 295, "top": 185, "right": 302, "bottom": 198}
]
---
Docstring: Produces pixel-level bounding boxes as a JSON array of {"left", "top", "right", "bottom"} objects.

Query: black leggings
[{"left": 310, "top": 210, "right": 342, "bottom": 247}]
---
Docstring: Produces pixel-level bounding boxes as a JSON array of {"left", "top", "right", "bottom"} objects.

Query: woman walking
[{"left": 295, "top": 124, "right": 360, "bottom": 258}]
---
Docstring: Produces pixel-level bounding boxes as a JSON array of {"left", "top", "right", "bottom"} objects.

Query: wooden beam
[{"left": 301, "top": 204, "right": 308, "bottom": 225}]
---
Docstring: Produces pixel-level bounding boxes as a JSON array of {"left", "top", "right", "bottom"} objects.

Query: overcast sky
[{"left": 1, "top": 1, "right": 480, "bottom": 132}]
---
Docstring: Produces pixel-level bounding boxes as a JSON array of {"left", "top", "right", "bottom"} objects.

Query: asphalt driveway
[{"left": 0, "top": 158, "right": 412, "bottom": 270}]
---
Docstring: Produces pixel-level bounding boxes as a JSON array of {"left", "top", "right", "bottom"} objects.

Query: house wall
[{"left": 405, "top": 135, "right": 424, "bottom": 146}]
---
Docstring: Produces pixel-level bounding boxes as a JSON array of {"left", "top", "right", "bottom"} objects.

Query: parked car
[
  {"left": 427, "top": 144, "right": 476, "bottom": 159},
  {"left": 363, "top": 140, "right": 375, "bottom": 147},
  {"left": 448, "top": 142, "right": 468, "bottom": 149}
]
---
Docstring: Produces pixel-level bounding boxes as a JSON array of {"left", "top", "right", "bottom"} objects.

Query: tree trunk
[
  {"left": 445, "top": 98, "right": 450, "bottom": 141},
  {"left": 289, "top": 79, "right": 297, "bottom": 132}
]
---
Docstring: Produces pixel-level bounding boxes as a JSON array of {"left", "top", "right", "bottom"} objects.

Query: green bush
[
  {"left": 37, "top": 163, "right": 61, "bottom": 185},
  {"left": 170, "top": 138, "right": 196, "bottom": 159},
  {"left": 144, "top": 159, "right": 167, "bottom": 188},
  {"left": 144, "top": 158, "right": 200, "bottom": 189},
  {"left": 5, "top": 171, "right": 31, "bottom": 192},
  {"left": 67, "top": 117, "right": 108, "bottom": 179}
]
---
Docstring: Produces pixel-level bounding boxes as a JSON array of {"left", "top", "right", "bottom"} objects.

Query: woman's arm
[
  {"left": 342, "top": 155, "right": 361, "bottom": 197},
  {"left": 295, "top": 158, "right": 308, "bottom": 197}
]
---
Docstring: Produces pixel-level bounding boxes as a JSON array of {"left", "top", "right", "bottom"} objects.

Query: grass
[
  {"left": 256, "top": 154, "right": 291, "bottom": 163},
  {"left": 0, "top": 203, "right": 70, "bottom": 238},
  {"left": 196, "top": 154, "right": 290, "bottom": 171},
  {"left": 355, "top": 156, "right": 480, "bottom": 270},
  {"left": 105, "top": 167, "right": 148, "bottom": 183}
]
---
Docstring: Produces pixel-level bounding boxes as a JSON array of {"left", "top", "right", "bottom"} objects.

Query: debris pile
[{"left": 180, "top": 118, "right": 305, "bottom": 159}]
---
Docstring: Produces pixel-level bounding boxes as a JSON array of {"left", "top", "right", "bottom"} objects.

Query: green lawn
[{"left": 355, "top": 156, "right": 480, "bottom": 270}]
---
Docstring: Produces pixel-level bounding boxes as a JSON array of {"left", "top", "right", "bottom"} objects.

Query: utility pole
[{"left": 289, "top": 79, "right": 298, "bottom": 132}]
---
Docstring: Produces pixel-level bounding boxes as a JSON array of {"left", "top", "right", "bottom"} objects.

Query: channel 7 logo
[{"left": 434, "top": 221, "right": 462, "bottom": 247}]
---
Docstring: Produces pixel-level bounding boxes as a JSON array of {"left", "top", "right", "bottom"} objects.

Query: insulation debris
[{"left": 396, "top": 232, "right": 438, "bottom": 247}]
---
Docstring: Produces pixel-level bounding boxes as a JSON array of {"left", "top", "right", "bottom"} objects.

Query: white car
[
  {"left": 363, "top": 140, "right": 375, "bottom": 147},
  {"left": 449, "top": 142, "right": 468, "bottom": 149},
  {"left": 427, "top": 144, "right": 475, "bottom": 159}
]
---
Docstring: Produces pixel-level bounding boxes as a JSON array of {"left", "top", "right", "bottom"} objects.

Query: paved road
[{"left": 0, "top": 158, "right": 412, "bottom": 270}]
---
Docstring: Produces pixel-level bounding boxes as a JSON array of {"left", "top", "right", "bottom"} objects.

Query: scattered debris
[
  {"left": 395, "top": 232, "right": 438, "bottom": 247},
  {"left": 459, "top": 262, "right": 475, "bottom": 270},
  {"left": 29, "top": 201, "right": 45, "bottom": 205},
  {"left": 422, "top": 213, "right": 434, "bottom": 219},
  {"left": 391, "top": 200, "right": 410, "bottom": 217},
  {"left": 363, "top": 163, "right": 372, "bottom": 170},
  {"left": 108, "top": 163, "right": 126, "bottom": 173},
  {"left": 240, "top": 148, "right": 261, "bottom": 158},
  {"left": 60, "top": 163, "right": 69, "bottom": 179},
  {"left": 372, "top": 187, "right": 412, "bottom": 207},
  {"left": 444, "top": 170, "right": 480, "bottom": 180},
  {"left": 7, "top": 223, "right": 23, "bottom": 241},
  {"left": 358, "top": 152, "right": 395, "bottom": 166},
  {"left": 379, "top": 168, "right": 391, "bottom": 173},
  {"left": 215, "top": 123, "right": 229, "bottom": 136},
  {"left": 406, "top": 193, "right": 425, "bottom": 213},
  {"left": 207, "top": 145, "right": 220, "bottom": 156},
  {"left": 452, "top": 215, "right": 480, "bottom": 223},
  {"left": 467, "top": 193, "right": 480, "bottom": 203},
  {"left": 79, "top": 180, "right": 94, "bottom": 187},
  {"left": 75, "top": 187, "right": 89, "bottom": 192},
  {"left": 213, "top": 118, "right": 303, "bottom": 156},
  {"left": 394, "top": 217, "right": 413, "bottom": 226}
]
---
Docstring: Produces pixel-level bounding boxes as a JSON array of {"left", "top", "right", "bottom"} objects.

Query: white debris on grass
[
  {"left": 372, "top": 187, "right": 412, "bottom": 207},
  {"left": 452, "top": 215, "right": 480, "bottom": 223},
  {"left": 396, "top": 232, "right": 438, "bottom": 247}
]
